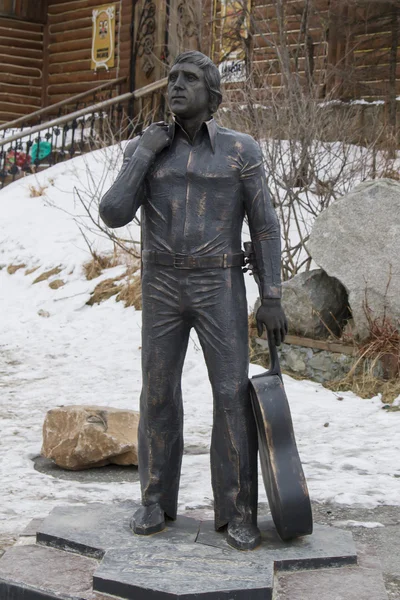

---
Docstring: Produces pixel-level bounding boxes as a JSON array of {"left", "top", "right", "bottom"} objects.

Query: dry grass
[
  {"left": 84, "top": 248, "right": 141, "bottom": 308},
  {"left": 86, "top": 278, "right": 124, "bottom": 306},
  {"left": 325, "top": 305, "right": 400, "bottom": 403},
  {"left": 25, "top": 266, "right": 39, "bottom": 276},
  {"left": 116, "top": 275, "right": 142, "bottom": 309},
  {"left": 33, "top": 267, "right": 62, "bottom": 284},
  {"left": 7, "top": 264, "right": 26, "bottom": 275},
  {"left": 83, "top": 251, "right": 120, "bottom": 280},
  {"left": 325, "top": 372, "right": 400, "bottom": 404},
  {"left": 28, "top": 183, "right": 47, "bottom": 197}
]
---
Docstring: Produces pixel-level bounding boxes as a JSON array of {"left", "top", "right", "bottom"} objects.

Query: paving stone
[
  {"left": 21, "top": 518, "right": 45, "bottom": 537},
  {"left": 0, "top": 544, "right": 98, "bottom": 600},
  {"left": 2, "top": 503, "right": 378, "bottom": 600},
  {"left": 197, "top": 518, "right": 357, "bottom": 570},
  {"left": 94, "top": 542, "right": 274, "bottom": 599},
  {"left": 275, "top": 544, "right": 388, "bottom": 600},
  {"left": 37, "top": 501, "right": 199, "bottom": 558}
]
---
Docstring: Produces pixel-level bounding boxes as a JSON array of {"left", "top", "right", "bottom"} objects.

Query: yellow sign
[{"left": 91, "top": 4, "right": 115, "bottom": 71}]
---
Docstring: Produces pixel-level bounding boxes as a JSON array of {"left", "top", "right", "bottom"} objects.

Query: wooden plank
[
  {"left": 48, "top": 71, "right": 117, "bottom": 85},
  {"left": 0, "top": 93, "right": 41, "bottom": 106},
  {"left": 0, "top": 25, "right": 42, "bottom": 41},
  {"left": 48, "top": 7, "right": 118, "bottom": 24},
  {"left": 0, "top": 83, "right": 42, "bottom": 97},
  {"left": 0, "top": 53, "right": 42, "bottom": 68},
  {"left": 0, "top": 35, "right": 43, "bottom": 50},
  {"left": 0, "top": 72, "right": 42, "bottom": 85},
  {"left": 47, "top": 80, "right": 118, "bottom": 95},
  {"left": 48, "top": 0, "right": 116, "bottom": 16},
  {"left": 49, "top": 26, "right": 92, "bottom": 44},
  {"left": 0, "top": 44, "right": 42, "bottom": 59},
  {"left": 250, "top": 9, "right": 329, "bottom": 29},
  {"left": 0, "top": 101, "right": 40, "bottom": 114},
  {"left": 0, "top": 17, "right": 42, "bottom": 32},
  {"left": 252, "top": 0, "right": 329, "bottom": 14},
  {"left": 0, "top": 61, "right": 42, "bottom": 76},
  {"left": 48, "top": 38, "right": 93, "bottom": 53},
  {"left": 353, "top": 33, "right": 393, "bottom": 52},
  {"left": 48, "top": 15, "right": 90, "bottom": 33},
  {"left": 42, "top": 0, "right": 49, "bottom": 108},
  {"left": 253, "top": 29, "right": 326, "bottom": 47},
  {"left": 258, "top": 333, "right": 356, "bottom": 355},
  {"left": 48, "top": 48, "right": 92, "bottom": 63},
  {"left": 48, "top": 59, "right": 91, "bottom": 74}
]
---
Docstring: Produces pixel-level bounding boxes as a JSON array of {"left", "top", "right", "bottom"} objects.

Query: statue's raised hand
[
  {"left": 139, "top": 121, "right": 172, "bottom": 155},
  {"left": 256, "top": 298, "right": 288, "bottom": 347}
]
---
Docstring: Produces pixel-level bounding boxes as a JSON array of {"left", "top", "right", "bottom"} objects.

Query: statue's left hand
[{"left": 256, "top": 299, "right": 288, "bottom": 347}]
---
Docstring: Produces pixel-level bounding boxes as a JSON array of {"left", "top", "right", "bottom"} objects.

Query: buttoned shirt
[{"left": 100, "top": 119, "right": 281, "bottom": 298}]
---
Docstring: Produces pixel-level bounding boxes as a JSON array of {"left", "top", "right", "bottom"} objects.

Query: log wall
[
  {"left": 0, "top": 17, "right": 44, "bottom": 122},
  {"left": 210, "top": 0, "right": 400, "bottom": 103},
  {"left": 0, "top": 0, "right": 134, "bottom": 124},
  {"left": 46, "top": 0, "right": 133, "bottom": 105}
]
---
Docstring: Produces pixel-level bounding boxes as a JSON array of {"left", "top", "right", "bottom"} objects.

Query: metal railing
[
  {"left": 0, "top": 77, "right": 127, "bottom": 132},
  {"left": 0, "top": 77, "right": 168, "bottom": 188}
]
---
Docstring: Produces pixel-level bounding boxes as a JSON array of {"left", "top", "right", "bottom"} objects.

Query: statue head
[{"left": 168, "top": 51, "right": 223, "bottom": 119}]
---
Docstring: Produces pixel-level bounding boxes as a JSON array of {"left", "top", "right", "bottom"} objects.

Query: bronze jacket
[{"left": 100, "top": 119, "right": 281, "bottom": 299}]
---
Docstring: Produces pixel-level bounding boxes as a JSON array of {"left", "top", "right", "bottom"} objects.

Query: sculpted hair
[{"left": 171, "top": 51, "right": 223, "bottom": 114}]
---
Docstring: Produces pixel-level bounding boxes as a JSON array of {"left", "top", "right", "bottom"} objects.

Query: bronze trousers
[{"left": 138, "top": 264, "right": 258, "bottom": 529}]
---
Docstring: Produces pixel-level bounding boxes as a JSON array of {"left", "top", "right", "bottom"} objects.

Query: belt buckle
[{"left": 173, "top": 253, "right": 187, "bottom": 269}]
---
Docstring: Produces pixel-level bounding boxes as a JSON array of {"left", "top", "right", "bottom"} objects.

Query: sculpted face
[{"left": 168, "top": 62, "right": 210, "bottom": 119}]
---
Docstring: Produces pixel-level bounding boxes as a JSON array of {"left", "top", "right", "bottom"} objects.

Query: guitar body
[{"left": 250, "top": 372, "right": 313, "bottom": 541}]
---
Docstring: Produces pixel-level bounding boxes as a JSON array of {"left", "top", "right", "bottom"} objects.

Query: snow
[
  {"left": 0, "top": 146, "right": 399, "bottom": 539},
  {"left": 332, "top": 520, "right": 385, "bottom": 529}
]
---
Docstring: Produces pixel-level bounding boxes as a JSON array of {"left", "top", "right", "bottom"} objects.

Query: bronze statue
[{"left": 99, "top": 51, "right": 287, "bottom": 551}]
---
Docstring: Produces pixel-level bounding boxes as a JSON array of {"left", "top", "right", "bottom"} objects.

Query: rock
[
  {"left": 308, "top": 179, "right": 400, "bottom": 340},
  {"left": 42, "top": 406, "right": 139, "bottom": 470},
  {"left": 281, "top": 269, "right": 349, "bottom": 339}
]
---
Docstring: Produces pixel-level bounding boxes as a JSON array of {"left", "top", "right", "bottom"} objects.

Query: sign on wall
[
  {"left": 217, "top": 0, "right": 251, "bottom": 83},
  {"left": 91, "top": 4, "right": 116, "bottom": 71}
]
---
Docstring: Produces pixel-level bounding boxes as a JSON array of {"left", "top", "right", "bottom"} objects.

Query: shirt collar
[{"left": 170, "top": 117, "right": 217, "bottom": 153}]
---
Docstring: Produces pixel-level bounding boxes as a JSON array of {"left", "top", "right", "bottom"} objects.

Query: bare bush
[{"left": 214, "top": 0, "right": 399, "bottom": 280}]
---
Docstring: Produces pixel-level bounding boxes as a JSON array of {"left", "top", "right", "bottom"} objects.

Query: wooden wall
[
  {"left": 46, "top": 0, "right": 133, "bottom": 105},
  {"left": 0, "top": 0, "right": 47, "bottom": 23},
  {"left": 0, "top": 17, "right": 44, "bottom": 122},
  {"left": 211, "top": 0, "right": 400, "bottom": 103},
  {"left": 329, "top": 2, "right": 400, "bottom": 101},
  {"left": 0, "top": 0, "right": 134, "bottom": 124}
]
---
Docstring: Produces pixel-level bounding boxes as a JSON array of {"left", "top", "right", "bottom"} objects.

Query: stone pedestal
[{"left": 0, "top": 502, "right": 388, "bottom": 600}]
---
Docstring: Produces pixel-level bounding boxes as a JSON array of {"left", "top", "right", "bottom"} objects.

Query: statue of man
[{"left": 100, "top": 51, "right": 287, "bottom": 551}]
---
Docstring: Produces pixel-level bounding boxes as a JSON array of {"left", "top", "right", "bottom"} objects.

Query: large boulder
[
  {"left": 42, "top": 406, "right": 139, "bottom": 470},
  {"left": 308, "top": 179, "right": 400, "bottom": 340},
  {"left": 281, "top": 269, "right": 349, "bottom": 339}
]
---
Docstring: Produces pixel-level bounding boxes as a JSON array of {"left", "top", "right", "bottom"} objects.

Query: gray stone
[
  {"left": 1, "top": 506, "right": 391, "bottom": 600},
  {"left": 35, "top": 502, "right": 357, "bottom": 600},
  {"left": 94, "top": 543, "right": 274, "bottom": 599},
  {"left": 197, "top": 518, "right": 357, "bottom": 569},
  {"left": 275, "top": 544, "right": 388, "bottom": 600},
  {"left": 308, "top": 179, "right": 400, "bottom": 340},
  {"left": 0, "top": 544, "right": 101, "bottom": 600},
  {"left": 255, "top": 338, "right": 354, "bottom": 383},
  {"left": 36, "top": 502, "right": 199, "bottom": 558},
  {"left": 282, "top": 269, "right": 349, "bottom": 338}
]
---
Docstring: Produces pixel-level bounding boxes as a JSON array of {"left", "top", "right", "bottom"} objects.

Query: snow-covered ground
[{"left": 0, "top": 147, "right": 399, "bottom": 539}]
